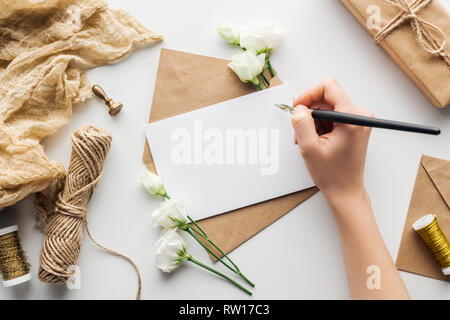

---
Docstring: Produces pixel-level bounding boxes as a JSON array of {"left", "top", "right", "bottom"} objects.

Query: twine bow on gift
[{"left": 374, "top": 0, "right": 450, "bottom": 67}]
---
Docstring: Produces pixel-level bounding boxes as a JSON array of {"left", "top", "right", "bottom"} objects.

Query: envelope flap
[{"left": 421, "top": 155, "right": 450, "bottom": 209}]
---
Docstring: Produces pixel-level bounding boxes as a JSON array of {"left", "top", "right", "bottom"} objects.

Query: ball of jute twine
[{"left": 38, "top": 125, "right": 142, "bottom": 299}]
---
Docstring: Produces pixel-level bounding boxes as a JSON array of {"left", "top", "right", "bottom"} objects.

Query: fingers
[
  {"left": 294, "top": 78, "right": 375, "bottom": 119},
  {"left": 293, "top": 77, "right": 351, "bottom": 109},
  {"left": 293, "top": 78, "right": 374, "bottom": 143},
  {"left": 291, "top": 105, "right": 320, "bottom": 153}
]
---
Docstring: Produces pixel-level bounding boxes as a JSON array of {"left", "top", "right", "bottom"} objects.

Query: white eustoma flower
[
  {"left": 139, "top": 171, "right": 168, "bottom": 198},
  {"left": 217, "top": 21, "right": 240, "bottom": 46},
  {"left": 155, "top": 228, "right": 189, "bottom": 273},
  {"left": 152, "top": 198, "right": 188, "bottom": 229},
  {"left": 228, "top": 51, "right": 266, "bottom": 86},
  {"left": 240, "top": 23, "right": 286, "bottom": 53}
]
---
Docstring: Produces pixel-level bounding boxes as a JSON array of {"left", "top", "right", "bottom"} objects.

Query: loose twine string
[
  {"left": 374, "top": 0, "right": 450, "bottom": 67},
  {"left": 38, "top": 126, "right": 142, "bottom": 299}
]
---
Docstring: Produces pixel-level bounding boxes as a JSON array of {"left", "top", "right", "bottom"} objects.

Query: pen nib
[{"left": 274, "top": 104, "right": 294, "bottom": 113}]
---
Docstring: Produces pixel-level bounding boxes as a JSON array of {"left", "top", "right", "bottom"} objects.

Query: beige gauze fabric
[{"left": 0, "top": 0, "right": 162, "bottom": 214}]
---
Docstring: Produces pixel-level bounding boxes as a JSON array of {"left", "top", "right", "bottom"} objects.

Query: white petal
[
  {"left": 217, "top": 21, "right": 240, "bottom": 45},
  {"left": 155, "top": 229, "right": 186, "bottom": 273},
  {"left": 152, "top": 198, "right": 188, "bottom": 229},
  {"left": 139, "top": 171, "right": 167, "bottom": 196},
  {"left": 228, "top": 51, "right": 265, "bottom": 83},
  {"left": 240, "top": 23, "right": 285, "bottom": 51}
]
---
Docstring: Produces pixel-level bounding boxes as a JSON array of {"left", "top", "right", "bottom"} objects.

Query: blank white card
[{"left": 144, "top": 84, "right": 314, "bottom": 221}]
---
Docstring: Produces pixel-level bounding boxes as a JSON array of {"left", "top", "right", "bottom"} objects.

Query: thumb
[{"left": 291, "top": 105, "right": 319, "bottom": 151}]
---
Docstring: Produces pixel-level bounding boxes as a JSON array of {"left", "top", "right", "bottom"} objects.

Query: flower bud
[
  {"left": 217, "top": 21, "right": 240, "bottom": 46},
  {"left": 139, "top": 171, "right": 168, "bottom": 198}
]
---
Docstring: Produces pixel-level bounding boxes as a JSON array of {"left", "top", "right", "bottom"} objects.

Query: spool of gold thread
[
  {"left": 413, "top": 214, "right": 450, "bottom": 276},
  {"left": 0, "top": 225, "right": 31, "bottom": 287}
]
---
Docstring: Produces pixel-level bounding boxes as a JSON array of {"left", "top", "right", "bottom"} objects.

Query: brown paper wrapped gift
[
  {"left": 396, "top": 155, "right": 450, "bottom": 281},
  {"left": 341, "top": 0, "right": 450, "bottom": 108},
  {"left": 143, "top": 49, "right": 318, "bottom": 259}
]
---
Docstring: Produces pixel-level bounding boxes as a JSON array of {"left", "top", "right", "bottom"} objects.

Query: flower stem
[
  {"left": 187, "top": 215, "right": 207, "bottom": 237},
  {"left": 266, "top": 59, "right": 275, "bottom": 77},
  {"left": 189, "top": 224, "right": 208, "bottom": 238},
  {"left": 188, "top": 216, "right": 238, "bottom": 271},
  {"left": 261, "top": 72, "right": 270, "bottom": 87},
  {"left": 186, "top": 229, "right": 237, "bottom": 275},
  {"left": 162, "top": 193, "right": 171, "bottom": 200},
  {"left": 188, "top": 256, "right": 252, "bottom": 296},
  {"left": 259, "top": 75, "right": 268, "bottom": 88},
  {"left": 187, "top": 216, "right": 255, "bottom": 288},
  {"left": 236, "top": 271, "right": 254, "bottom": 288}
]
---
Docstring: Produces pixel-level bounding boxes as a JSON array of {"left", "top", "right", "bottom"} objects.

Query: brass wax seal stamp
[{"left": 92, "top": 85, "right": 123, "bottom": 116}]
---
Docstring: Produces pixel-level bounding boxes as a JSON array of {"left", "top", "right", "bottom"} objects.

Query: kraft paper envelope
[
  {"left": 396, "top": 155, "right": 450, "bottom": 281},
  {"left": 143, "top": 49, "right": 318, "bottom": 259}
]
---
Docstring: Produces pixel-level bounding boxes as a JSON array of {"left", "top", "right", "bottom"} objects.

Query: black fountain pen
[{"left": 274, "top": 104, "right": 441, "bottom": 136}]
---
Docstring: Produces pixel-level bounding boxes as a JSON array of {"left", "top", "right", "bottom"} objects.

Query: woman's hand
[
  {"left": 291, "top": 78, "right": 373, "bottom": 202},
  {"left": 291, "top": 78, "right": 410, "bottom": 299}
]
